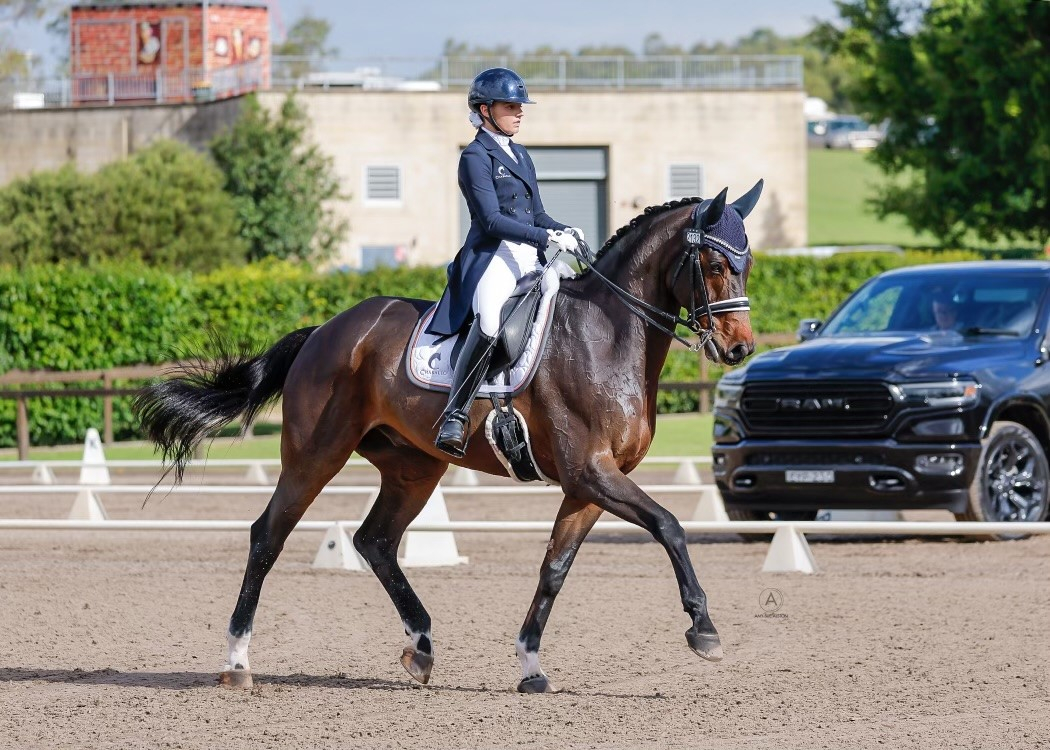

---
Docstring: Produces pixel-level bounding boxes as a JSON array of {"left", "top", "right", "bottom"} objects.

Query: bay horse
[{"left": 135, "top": 182, "right": 762, "bottom": 693}]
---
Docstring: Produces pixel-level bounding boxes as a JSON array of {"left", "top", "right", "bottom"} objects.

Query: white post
[
  {"left": 762, "top": 525, "right": 817, "bottom": 574},
  {"left": 401, "top": 487, "right": 468, "bottom": 567},
  {"left": 312, "top": 523, "right": 367, "bottom": 571},
  {"left": 673, "top": 460, "right": 702, "bottom": 485},
  {"left": 68, "top": 490, "right": 108, "bottom": 521},
  {"left": 78, "top": 428, "right": 111, "bottom": 485},
  {"left": 31, "top": 465, "right": 56, "bottom": 485},
  {"left": 691, "top": 486, "right": 729, "bottom": 523}
]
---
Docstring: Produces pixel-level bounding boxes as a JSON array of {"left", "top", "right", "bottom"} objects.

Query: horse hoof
[
  {"left": 686, "top": 630, "right": 724, "bottom": 662},
  {"left": 218, "top": 668, "right": 253, "bottom": 690},
  {"left": 400, "top": 647, "right": 433, "bottom": 684},
  {"left": 517, "top": 674, "right": 560, "bottom": 694}
]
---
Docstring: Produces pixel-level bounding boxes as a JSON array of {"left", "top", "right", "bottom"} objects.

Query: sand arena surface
[{"left": 1, "top": 467, "right": 1048, "bottom": 749}]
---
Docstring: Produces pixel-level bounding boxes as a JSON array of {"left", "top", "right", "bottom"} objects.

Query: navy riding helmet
[{"left": 468, "top": 68, "right": 534, "bottom": 135}]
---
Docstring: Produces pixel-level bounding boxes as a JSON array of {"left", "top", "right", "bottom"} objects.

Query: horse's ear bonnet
[{"left": 690, "top": 180, "right": 763, "bottom": 274}]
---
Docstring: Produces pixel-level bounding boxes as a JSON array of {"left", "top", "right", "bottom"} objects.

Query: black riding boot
[{"left": 435, "top": 320, "right": 495, "bottom": 458}]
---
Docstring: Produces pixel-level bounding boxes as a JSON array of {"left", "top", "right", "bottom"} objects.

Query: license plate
[{"left": 785, "top": 470, "right": 835, "bottom": 484}]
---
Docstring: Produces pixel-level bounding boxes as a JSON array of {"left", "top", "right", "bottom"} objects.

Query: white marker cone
[
  {"left": 673, "top": 460, "right": 702, "bottom": 485},
  {"left": 762, "top": 525, "right": 817, "bottom": 574},
  {"left": 402, "top": 486, "right": 468, "bottom": 567},
  {"left": 32, "top": 465, "right": 56, "bottom": 485},
  {"left": 691, "top": 486, "right": 729, "bottom": 523},
  {"left": 68, "top": 489, "right": 108, "bottom": 521},
  {"left": 244, "top": 463, "right": 269, "bottom": 485},
  {"left": 78, "top": 428, "right": 111, "bottom": 485},
  {"left": 312, "top": 523, "right": 367, "bottom": 571},
  {"left": 448, "top": 466, "right": 479, "bottom": 486}
]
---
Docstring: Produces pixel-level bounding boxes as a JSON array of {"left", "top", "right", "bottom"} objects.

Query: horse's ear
[
  {"left": 730, "top": 179, "right": 764, "bottom": 219},
  {"left": 702, "top": 187, "right": 728, "bottom": 228}
]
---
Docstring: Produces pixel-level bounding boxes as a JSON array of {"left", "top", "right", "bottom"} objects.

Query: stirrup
[{"left": 435, "top": 412, "right": 469, "bottom": 457}]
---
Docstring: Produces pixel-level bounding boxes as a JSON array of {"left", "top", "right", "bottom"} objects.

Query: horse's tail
[{"left": 134, "top": 326, "right": 319, "bottom": 484}]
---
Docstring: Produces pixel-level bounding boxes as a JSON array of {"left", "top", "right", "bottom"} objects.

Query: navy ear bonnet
[{"left": 688, "top": 179, "right": 764, "bottom": 274}]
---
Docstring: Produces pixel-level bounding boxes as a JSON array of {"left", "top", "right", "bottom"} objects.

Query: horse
[{"left": 134, "top": 182, "right": 762, "bottom": 693}]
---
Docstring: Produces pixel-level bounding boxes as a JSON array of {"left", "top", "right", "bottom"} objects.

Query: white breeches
[
  {"left": 472, "top": 240, "right": 573, "bottom": 338},
  {"left": 472, "top": 241, "right": 542, "bottom": 337}
]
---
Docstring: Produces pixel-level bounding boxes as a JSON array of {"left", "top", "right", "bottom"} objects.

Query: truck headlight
[
  {"left": 888, "top": 380, "right": 979, "bottom": 409},
  {"left": 714, "top": 383, "right": 743, "bottom": 410}
]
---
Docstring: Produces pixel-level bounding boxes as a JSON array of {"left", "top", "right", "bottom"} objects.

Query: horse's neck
[{"left": 559, "top": 224, "right": 681, "bottom": 391}]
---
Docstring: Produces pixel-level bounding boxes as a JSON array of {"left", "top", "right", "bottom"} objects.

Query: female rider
[{"left": 427, "top": 67, "right": 582, "bottom": 458}]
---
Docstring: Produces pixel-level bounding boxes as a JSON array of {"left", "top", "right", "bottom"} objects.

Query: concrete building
[
  {"left": 0, "top": 57, "right": 807, "bottom": 264},
  {"left": 292, "top": 88, "right": 806, "bottom": 268}
]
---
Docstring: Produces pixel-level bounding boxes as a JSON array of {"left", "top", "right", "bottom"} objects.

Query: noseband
[{"left": 568, "top": 210, "right": 751, "bottom": 353}]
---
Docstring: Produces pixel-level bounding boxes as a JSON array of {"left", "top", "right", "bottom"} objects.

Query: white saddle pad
[{"left": 406, "top": 282, "right": 559, "bottom": 397}]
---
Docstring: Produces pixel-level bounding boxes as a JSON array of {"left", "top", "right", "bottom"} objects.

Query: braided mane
[{"left": 590, "top": 196, "right": 704, "bottom": 266}]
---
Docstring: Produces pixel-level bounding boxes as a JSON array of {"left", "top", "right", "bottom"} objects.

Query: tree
[
  {"left": 272, "top": 13, "right": 338, "bottom": 80},
  {"left": 0, "top": 0, "right": 52, "bottom": 22},
  {"left": 210, "top": 93, "right": 348, "bottom": 263},
  {"left": 0, "top": 141, "right": 245, "bottom": 270},
  {"left": 816, "top": 0, "right": 1050, "bottom": 246}
]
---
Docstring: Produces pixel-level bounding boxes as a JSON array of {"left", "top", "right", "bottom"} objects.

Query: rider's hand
[
  {"left": 565, "top": 227, "right": 585, "bottom": 243},
  {"left": 546, "top": 229, "right": 579, "bottom": 255}
]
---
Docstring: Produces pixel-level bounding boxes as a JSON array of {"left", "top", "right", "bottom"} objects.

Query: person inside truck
[{"left": 931, "top": 291, "right": 960, "bottom": 331}]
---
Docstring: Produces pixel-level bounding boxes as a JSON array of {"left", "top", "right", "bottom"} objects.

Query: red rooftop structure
[{"left": 70, "top": 0, "right": 270, "bottom": 105}]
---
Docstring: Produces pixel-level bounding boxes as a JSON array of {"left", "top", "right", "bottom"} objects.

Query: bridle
[{"left": 568, "top": 207, "right": 751, "bottom": 353}]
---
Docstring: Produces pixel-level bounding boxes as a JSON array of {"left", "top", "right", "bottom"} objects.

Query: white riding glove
[
  {"left": 565, "top": 227, "right": 585, "bottom": 242},
  {"left": 546, "top": 228, "right": 579, "bottom": 256}
]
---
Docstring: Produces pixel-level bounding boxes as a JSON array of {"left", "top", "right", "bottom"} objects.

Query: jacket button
[
  {"left": 512, "top": 194, "right": 518, "bottom": 199},
  {"left": 508, "top": 208, "right": 516, "bottom": 214},
  {"left": 525, "top": 207, "right": 532, "bottom": 214}
]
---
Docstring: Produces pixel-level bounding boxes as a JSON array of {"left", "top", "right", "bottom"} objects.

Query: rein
[{"left": 570, "top": 211, "right": 750, "bottom": 353}]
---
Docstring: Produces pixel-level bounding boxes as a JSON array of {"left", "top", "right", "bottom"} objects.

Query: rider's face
[{"left": 483, "top": 102, "right": 523, "bottom": 135}]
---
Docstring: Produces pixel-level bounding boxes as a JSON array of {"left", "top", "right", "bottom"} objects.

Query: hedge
[{"left": 0, "top": 249, "right": 1012, "bottom": 446}]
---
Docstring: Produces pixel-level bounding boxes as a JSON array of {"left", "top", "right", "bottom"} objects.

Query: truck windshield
[{"left": 820, "top": 274, "right": 1043, "bottom": 337}]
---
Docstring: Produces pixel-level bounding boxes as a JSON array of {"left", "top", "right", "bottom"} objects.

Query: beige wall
[
  {"left": 0, "top": 89, "right": 805, "bottom": 264},
  {"left": 259, "top": 88, "right": 807, "bottom": 267},
  {"left": 0, "top": 97, "right": 244, "bottom": 185}
]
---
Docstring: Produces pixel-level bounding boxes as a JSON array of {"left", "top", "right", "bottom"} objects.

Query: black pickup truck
[{"left": 712, "top": 261, "right": 1050, "bottom": 526}]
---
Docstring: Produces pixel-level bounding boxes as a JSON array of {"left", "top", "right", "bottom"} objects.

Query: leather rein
[{"left": 568, "top": 210, "right": 751, "bottom": 353}]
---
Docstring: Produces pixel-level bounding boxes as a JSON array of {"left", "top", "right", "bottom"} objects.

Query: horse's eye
[{"left": 709, "top": 259, "right": 725, "bottom": 274}]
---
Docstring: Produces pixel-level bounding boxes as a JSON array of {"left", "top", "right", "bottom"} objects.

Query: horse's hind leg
[
  {"left": 352, "top": 442, "right": 448, "bottom": 685},
  {"left": 516, "top": 496, "right": 603, "bottom": 693},
  {"left": 219, "top": 465, "right": 341, "bottom": 689}
]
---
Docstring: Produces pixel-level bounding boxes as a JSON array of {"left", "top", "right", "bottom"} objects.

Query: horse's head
[{"left": 668, "top": 181, "right": 762, "bottom": 366}]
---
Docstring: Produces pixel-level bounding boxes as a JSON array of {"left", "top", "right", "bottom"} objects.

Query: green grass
[
  {"left": 808, "top": 149, "right": 937, "bottom": 247},
  {"left": 1, "top": 414, "right": 714, "bottom": 462}
]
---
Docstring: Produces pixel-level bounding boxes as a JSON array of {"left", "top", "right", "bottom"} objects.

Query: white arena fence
[{"left": 1, "top": 478, "right": 1048, "bottom": 573}]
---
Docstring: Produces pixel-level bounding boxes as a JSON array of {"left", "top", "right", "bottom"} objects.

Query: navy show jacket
[{"left": 426, "top": 129, "right": 568, "bottom": 336}]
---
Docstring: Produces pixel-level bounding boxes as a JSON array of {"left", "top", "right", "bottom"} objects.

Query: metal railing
[
  {"left": 2, "top": 59, "right": 265, "bottom": 109},
  {"left": 272, "top": 54, "right": 803, "bottom": 92}
]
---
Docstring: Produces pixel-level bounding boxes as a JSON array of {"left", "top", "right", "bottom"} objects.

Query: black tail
[{"left": 134, "top": 326, "right": 319, "bottom": 484}]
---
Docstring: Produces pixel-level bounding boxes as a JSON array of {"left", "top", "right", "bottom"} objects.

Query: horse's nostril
[{"left": 726, "top": 344, "right": 749, "bottom": 364}]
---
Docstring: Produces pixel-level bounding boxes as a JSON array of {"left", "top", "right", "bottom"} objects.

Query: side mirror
[{"left": 798, "top": 318, "right": 823, "bottom": 342}]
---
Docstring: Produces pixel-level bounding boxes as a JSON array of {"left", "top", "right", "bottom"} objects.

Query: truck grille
[{"left": 741, "top": 381, "right": 894, "bottom": 434}]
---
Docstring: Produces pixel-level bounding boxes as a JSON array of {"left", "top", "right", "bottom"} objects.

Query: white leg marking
[
  {"left": 225, "top": 629, "right": 252, "bottom": 672},
  {"left": 516, "top": 637, "right": 545, "bottom": 680},
  {"left": 404, "top": 623, "right": 432, "bottom": 653}
]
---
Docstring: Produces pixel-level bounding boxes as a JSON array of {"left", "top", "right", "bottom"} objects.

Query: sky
[{"left": 7, "top": 0, "right": 840, "bottom": 73}]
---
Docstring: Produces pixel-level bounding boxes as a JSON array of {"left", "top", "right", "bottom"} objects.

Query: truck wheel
[
  {"left": 955, "top": 421, "right": 1050, "bottom": 539},
  {"left": 725, "top": 507, "right": 818, "bottom": 542}
]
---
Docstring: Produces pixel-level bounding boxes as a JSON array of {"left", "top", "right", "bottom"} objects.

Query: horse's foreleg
[
  {"left": 516, "top": 496, "right": 603, "bottom": 694},
  {"left": 352, "top": 449, "right": 447, "bottom": 685},
  {"left": 564, "top": 462, "right": 723, "bottom": 663}
]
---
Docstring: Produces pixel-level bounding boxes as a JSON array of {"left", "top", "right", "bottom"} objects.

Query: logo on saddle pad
[{"left": 406, "top": 284, "right": 560, "bottom": 398}]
